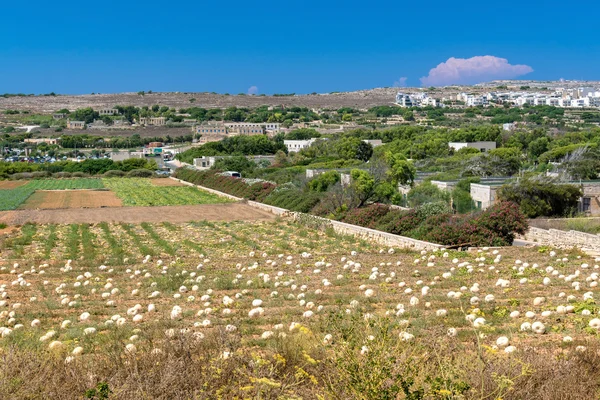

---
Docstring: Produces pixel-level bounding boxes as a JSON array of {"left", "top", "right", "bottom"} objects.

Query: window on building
[
  {"left": 582, "top": 197, "right": 591, "bottom": 212},
  {"left": 476, "top": 201, "right": 482, "bottom": 209}
]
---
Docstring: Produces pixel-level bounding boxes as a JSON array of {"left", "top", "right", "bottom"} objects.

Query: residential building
[
  {"left": 395, "top": 92, "right": 443, "bottom": 108},
  {"left": 24, "top": 138, "right": 59, "bottom": 145},
  {"left": 448, "top": 141, "right": 497, "bottom": 153},
  {"left": 193, "top": 155, "right": 275, "bottom": 170},
  {"left": 67, "top": 120, "right": 85, "bottom": 129},
  {"left": 470, "top": 183, "right": 502, "bottom": 210},
  {"left": 193, "top": 122, "right": 268, "bottom": 137},
  {"left": 578, "top": 181, "right": 600, "bottom": 216},
  {"left": 138, "top": 117, "right": 166, "bottom": 126},
  {"left": 52, "top": 113, "right": 67, "bottom": 120},
  {"left": 284, "top": 138, "right": 319, "bottom": 153},
  {"left": 465, "top": 95, "right": 489, "bottom": 107},
  {"left": 225, "top": 122, "right": 264, "bottom": 135},
  {"left": 194, "top": 122, "right": 228, "bottom": 136},
  {"left": 363, "top": 139, "right": 383, "bottom": 147},
  {"left": 98, "top": 108, "right": 119, "bottom": 116},
  {"left": 503, "top": 123, "right": 516, "bottom": 131},
  {"left": 264, "top": 123, "right": 281, "bottom": 132},
  {"left": 396, "top": 93, "right": 415, "bottom": 108}
]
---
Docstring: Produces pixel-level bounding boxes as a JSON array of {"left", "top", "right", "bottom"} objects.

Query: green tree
[
  {"left": 497, "top": 177, "right": 582, "bottom": 218},
  {"left": 285, "top": 128, "right": 320, "bottom": 140},
  {"left": 406, "top": 181, "right": 450, "bottom": 208},
  {"left": 308, "top": 171, "right": 340, "bottom": 192},
  {"left": 212, "top": 156, "right": 257, "bottom": 175},
  {"left": 350, "top": 169, "right": 376, "bottom": 207},
  {"left": 385, "top": 153, "right": 416, "bottom": 185},
  {"left": 71, "top": 107, "right": 98, "bottom": 124},
  {"left": 356, "top": 141, "right": 373, "bottom": 162}
]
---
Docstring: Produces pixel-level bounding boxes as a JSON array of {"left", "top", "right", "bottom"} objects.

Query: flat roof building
[{"left": 449, "top": 141, "right": 497, "bottom": 153}]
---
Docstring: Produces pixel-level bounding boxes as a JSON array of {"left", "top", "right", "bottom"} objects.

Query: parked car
[{"left": 221, "top": 171, "right": 241, "bottom": 178}]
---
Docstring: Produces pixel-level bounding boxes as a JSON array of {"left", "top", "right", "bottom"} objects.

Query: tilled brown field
[
  {"left": 150, "top": 179, "right": 186, "bottom": 187},
  {"left": 0, "top": 181, "right": 28, "bottom": 189},
  {"left": 18, "top": 190, "right": 123, "bottom": 209},
  {"left": 0, "top": 203, "right": 275, "bottom": 225}
]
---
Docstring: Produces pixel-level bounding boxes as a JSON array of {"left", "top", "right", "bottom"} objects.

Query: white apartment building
[
  {"left": 395, "top": 91, "right": 443, "bottom": 108},
  {"left": 395, "top": 92, "right": 415, "bottom": 108},
  {"left": 284, "top": 138, "right": 318, "bottom": 153},
  {"left": 465, "top": 95, "right": 489, "bottom": 107}
]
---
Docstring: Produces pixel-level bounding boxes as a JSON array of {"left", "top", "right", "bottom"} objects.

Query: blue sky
[{"left": 1, "top": 0, "right": 598, "bottom": 94}]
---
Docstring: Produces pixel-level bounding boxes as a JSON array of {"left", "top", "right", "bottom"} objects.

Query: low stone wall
[
  {"left": 247, "top": 201, "right": 290, "bottom": 217},
  {"left": 174, "top": 177, "right": 443, "bottom": 250},
  {"left": 170, "top": 178, "right": 243, "bottom": 201},
  {"left": 291, "top": 213, "right": 442, "bottom": 251},
  {"left": 519, "top": 226, "right": 600, "bottom": 252}
]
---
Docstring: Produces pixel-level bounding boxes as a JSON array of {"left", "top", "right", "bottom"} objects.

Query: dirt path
[{"left": 0, "top": 203, "right": 276, "bottom": 225}]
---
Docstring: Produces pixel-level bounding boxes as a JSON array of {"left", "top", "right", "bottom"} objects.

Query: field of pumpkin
[{"left": 0, "top": 220, "right": 600, "bottom": 398}]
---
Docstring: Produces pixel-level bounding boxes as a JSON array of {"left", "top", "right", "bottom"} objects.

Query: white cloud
[
  {"left": 420, "top": 56, "right": 533, "bottom": 87},
  {"left": 247, "top": 85, "right": 258, "bottom": 95},
  {"left": 393, "top": 77, "right": 408, "bottom": 87}
]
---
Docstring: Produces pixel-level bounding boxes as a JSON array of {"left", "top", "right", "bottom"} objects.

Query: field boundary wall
[{"left": 171, "top": 177, "right": 443, "bottom": 250}]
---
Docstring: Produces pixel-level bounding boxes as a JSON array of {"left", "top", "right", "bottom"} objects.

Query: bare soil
[
  {"left": 0, "top": 203, "right": 276, "bottom": 225},
  {"left": 0, "top": 181, "right": 28, "bottom": 189},
  {"left": 19, "top": 190, "right": 123, "bottom": 209},
  {"left": 150, "top": 179, "right": 185, "bottom": 187},
  {"left": 0, "top": 89, "right": 402, "bottom": 113}
]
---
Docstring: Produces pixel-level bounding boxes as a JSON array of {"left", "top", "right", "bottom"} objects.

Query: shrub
[
  {"left": 341, "top": 204, "right": 391, "bottom": 229},
  {"left": 127, "top": 169, "right": 154, "bottom": 178},
  {"left": 71, "top": 172, "right": 90, "bottom": 178},
  {"left": 103, "top": 170, "right": 126, "bottom": 177},
  {"left": 498, "top": 177, "right": 582, "bottom": 218},
  {"left": 415, "top": 201, "right": 451, "bottom": 219},
  {"left": 30, "top": 171, "right": 51, "bottom": 179},
  {"left": 174, "top": 168, "right": 275, "bottom": 201},
  {"left": 376, "top": 210, "right": 425, "bottom": 235},
  {"left": 308, "top": 171, "right": 340, "bottom": 192},
  {"left": 52, "top": 172, "right": 73, "bottom": 178},
  {"left": 11, "top": 173, "right": 33, "bottom": 180}
]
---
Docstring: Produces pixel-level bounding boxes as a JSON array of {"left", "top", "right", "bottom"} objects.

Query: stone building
[
  {"left": 98, "top": 108, "right": 119, "bottom": 116},
  {"left": 67, "top": 120, "right": 85, "bottom": 129},
  {"left": 138, "top": 117, "right": 166, "bottom": 126}
]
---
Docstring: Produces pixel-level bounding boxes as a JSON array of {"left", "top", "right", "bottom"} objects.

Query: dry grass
[
  {"left": 0, "top": 220, "right": 599, "bottom": 398},
  {"left": 149, "top": 179, "right": 185, "bottom": 187}
]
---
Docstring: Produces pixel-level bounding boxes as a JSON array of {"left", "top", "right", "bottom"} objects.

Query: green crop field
[
  {"left": 0, "top": 178, "right": 228, "bottom": 210},
  {"left": 102, "top": 178, "right": 229, "bottom": 206},
  {"left": 25, "top": 178, "right": 104, "bottom": 190},
  {"left": 0, "top": 179, "right": 106, "bottom": 210},
  {"left": 0, "top": 186, "right": 36, "bottom": 210}
]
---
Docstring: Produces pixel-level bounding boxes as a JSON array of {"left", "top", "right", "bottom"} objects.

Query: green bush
[
  {"left": 103, "top": 170, "right": 126, "bottom": 177},
  {"left": 127, "top": 169, "right": 154, "bottom": 178},
  {"left": 498, "top": 177, "right": 582, "bottom": 218}
]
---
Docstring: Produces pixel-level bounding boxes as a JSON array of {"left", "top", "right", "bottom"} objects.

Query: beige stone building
[
  {"left": 24, "top": 138, "right": 59, "bottom": 145},
  {"left": 138, "top": 117, "right": 166, "bottom": 126},
  {"left": 98, "top": 108, "right": 119, "bottom": 116},
  {"left": 580, "top": 182, "right": 600, "bottom": 216},
  {"left": 67, "top": 120, "right": 85, "bottom": 129}
]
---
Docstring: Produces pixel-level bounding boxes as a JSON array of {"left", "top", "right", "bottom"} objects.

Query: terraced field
[
  {"left": 0, "top": 219, "right": 600, "bottom": 398},
  {"left": 0, "top": 178, "right": 229, "bottom": 210}
]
